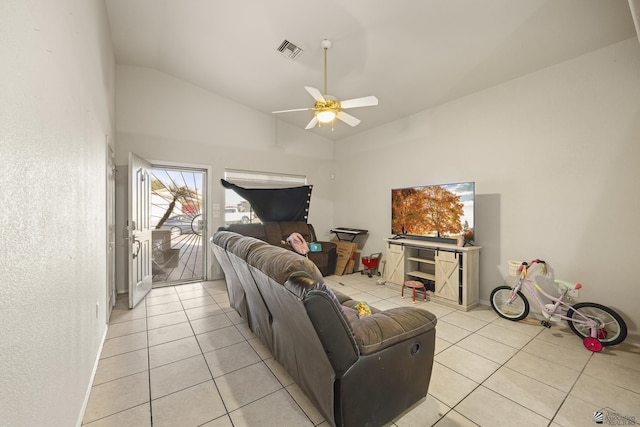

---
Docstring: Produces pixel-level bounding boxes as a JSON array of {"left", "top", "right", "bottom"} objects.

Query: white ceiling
[{"left": 105, "top": 0, "right": 637, "bottom": 141}]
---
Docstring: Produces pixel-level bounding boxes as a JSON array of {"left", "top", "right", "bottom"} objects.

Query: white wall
[
  {"left": 114, "top": 40, "right": 640, "bottom": 340},
  {"left": 334, "top": 38, "right": 640, "bottom": 339},
  {"left": 114, "top": 66, "right": 336, "bottom": 291},
  {"left": 0, "top": 0, "right": 115, "bottom": 426}
]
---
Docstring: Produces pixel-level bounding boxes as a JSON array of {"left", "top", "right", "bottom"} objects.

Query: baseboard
[{"left": 75, "top": 325, "right": 108, "bottom": 427}]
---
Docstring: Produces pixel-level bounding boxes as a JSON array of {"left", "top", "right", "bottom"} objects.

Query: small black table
[{"left": 330, "top": 227, "right": 368, "bottom": 242}]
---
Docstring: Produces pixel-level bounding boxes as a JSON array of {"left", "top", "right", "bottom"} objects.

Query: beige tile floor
[{"left": 83, "top": 274, "right": 640, "bottom": 426}]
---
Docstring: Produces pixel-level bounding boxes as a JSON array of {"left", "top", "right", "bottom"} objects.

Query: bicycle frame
[{"left": 510, "top": 261, "right": 602, "bottom": 338}]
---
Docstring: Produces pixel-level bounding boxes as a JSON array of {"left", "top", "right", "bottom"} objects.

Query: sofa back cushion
[
  {"left": 263, "top": 222, "right": 283, "bottom": 245},
  {"left": 247, "top": 242, "right": 323, "bottom": 284},
  {"left": 211, "top": 230, "right": 243, "bottom": 249},
  {"left": 227, "top": 223, "right": 267, "bottom": 241},
  {"left": 279, "top": 221, "right": 313, "bottom": 242},
  {"left": 225, "top": 232, "right": 270, "bottom": 259},
  {"left": 209, "top": 232, "right": 249, "bottom": 321}
]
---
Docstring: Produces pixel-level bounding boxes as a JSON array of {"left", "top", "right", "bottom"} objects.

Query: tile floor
[{"left": 83, "top": 274, "right": 640, "bottom": 427}]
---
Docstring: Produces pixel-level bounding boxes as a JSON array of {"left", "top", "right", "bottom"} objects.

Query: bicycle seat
[{"left": 555, "top": 279, "right": 582, "bottom": 290}]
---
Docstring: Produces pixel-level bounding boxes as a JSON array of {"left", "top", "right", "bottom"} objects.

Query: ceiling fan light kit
[
  {"left": 317, "top": 110, "right": 337, "bottom": 123},
  {"left": 272, "top": 39, "right": 378, "bottom": 130}
]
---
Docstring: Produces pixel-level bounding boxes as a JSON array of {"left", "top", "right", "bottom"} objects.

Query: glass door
[{"left": 150, "top": 166, "right": 206, "bottom": 286}]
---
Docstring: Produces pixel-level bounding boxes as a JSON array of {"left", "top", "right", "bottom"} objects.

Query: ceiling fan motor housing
[{"left": 314, "top": 97, "right": 339, "bottom": 112}]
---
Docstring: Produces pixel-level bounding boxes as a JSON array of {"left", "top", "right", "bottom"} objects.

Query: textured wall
[
  {"left": 334, "top": 38, "right": 640, "bottom": 339},
  {"left": 0, "top": 0, "right": 115, "bottom": 425}
]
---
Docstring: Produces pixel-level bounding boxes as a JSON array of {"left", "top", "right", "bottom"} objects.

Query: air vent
[{"left": 276, "top": 40, "right": 303, "bottom": 60}]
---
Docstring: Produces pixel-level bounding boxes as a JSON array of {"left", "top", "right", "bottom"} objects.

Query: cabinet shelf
[
  {"left": 407, "top": 257, "right": 435, "bottom": 264},
  {"left": 407, "top": 271, "right": 435, "bottom": 281}
]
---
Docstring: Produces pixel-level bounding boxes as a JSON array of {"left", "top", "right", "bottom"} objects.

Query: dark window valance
[{"left": 221, "top": 179, "right": 312, "bottom": 222}]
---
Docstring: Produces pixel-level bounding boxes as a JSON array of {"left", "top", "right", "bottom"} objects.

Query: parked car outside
[
  {"left": 158, "top": 214, "right": 203, "bottom": 236},
  {"left": 225, "top": 207, "right": 252, "bottom": 225}
]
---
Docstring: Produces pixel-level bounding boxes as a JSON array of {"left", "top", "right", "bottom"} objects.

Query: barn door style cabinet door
[
  {"left": 434, "top": 250, "right": 460, "bottom": 303},
  {"left": 384, "top": 238, "right": 481, "bottom": 311},
  {"left": 383, "top": 242, "right": 406, "bottom": 286}
]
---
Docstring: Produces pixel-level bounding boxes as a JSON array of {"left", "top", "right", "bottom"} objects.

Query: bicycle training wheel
[
  {"left": 567, "top": 303, "right": 627, "bottom": 347},
  {"left": 490, "top": 286, "right": 529, "bottom": 321}
]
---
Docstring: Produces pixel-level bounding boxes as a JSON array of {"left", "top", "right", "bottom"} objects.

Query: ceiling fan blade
[
  {"left": 339, "top": 95, "right": 379, "bottom": 109},
  {"left": 272, "top": 107, "right": 311, "bottom": 114},
  {"left": 305, "top": 116, "right": 319, "bottom": 130},
  {"left": 337, "top": 111, "right": 361, "bottom": 127},
  {"left": 305, "top": 86, "right": 325, "bottom": 102}
]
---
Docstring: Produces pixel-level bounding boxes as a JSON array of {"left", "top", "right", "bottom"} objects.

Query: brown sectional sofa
[
  {"left": 221, "top": 221, "right": 337, "bottom": 276},
  {"left": 210, "top": 231, "right": 437, "bottom": 427}
]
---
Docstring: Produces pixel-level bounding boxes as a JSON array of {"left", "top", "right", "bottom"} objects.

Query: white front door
[{"left": 128, "top": 152, "right": 152, "bottom": 308}]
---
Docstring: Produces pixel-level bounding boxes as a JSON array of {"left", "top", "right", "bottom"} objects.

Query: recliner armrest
[
  {"left": 351, "top": 307, "right": 437, "bottom": 355},
  {"left": 285, "top": 274, "right": 359, "bottom": 375}
]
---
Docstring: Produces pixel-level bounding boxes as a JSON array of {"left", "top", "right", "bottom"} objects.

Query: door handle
[{"left": 132, "top": 239, "right": 141, "bottom": 259}]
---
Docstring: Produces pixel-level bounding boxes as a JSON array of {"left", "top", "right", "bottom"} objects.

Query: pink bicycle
[{"left": 490, "top": 259, "right": 627, "bottom": 352}]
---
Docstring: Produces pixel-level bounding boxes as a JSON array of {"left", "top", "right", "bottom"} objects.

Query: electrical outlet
[{"left": 567, "top": 289, "right": 580, "bottom": 299}]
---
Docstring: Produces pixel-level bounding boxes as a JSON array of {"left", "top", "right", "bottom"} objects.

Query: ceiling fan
[{"left": 272, "top": 39, "right": 378, "bottom": 130}]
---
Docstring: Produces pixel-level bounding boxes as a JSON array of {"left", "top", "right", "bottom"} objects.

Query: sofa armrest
[
  {"left": 306, "top": 223, "right": 319, "bottom": 242},
  {"left": 351, "top": 307, "right": 437, "bottom": 355},
  {"left": 285, "top": 275, "right": 359, "bottom": 375}
]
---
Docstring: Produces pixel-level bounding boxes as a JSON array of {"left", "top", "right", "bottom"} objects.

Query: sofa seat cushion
[
  {"left": 351, "top": 308, "right": 437, "bottom": 355},
  {"left": 341, "top": 306, "right": 360, "bottom": 325}
]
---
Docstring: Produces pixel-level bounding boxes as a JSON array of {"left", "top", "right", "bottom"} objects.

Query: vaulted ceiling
[{"left": 105, "top": 0, "right": 637, "bottom": 140}]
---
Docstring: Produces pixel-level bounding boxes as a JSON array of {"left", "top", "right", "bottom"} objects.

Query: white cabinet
[
  {"left": 384, "top": 239, "right": 481, "bottom": 311},
  {"left": 383, "top": 242, "right": 406, "bottom": 286}
]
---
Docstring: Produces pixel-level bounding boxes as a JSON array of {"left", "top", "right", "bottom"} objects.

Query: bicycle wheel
[
  {"left": 567, "top": 303, "right": 627, "bottom": 347},
  {"left": 490, "top": 286, "right": 529, "bottom": 321}
]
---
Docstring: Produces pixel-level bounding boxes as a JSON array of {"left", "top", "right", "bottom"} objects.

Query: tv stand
[{"left": 384, "top": 238, "right": 481, "bottom": 311}]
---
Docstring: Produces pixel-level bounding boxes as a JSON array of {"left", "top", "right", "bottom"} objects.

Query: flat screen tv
[{"left": 391, "top": 181, "right": 475, "bottom": 243}]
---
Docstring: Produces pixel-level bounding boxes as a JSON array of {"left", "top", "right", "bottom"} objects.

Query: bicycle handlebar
[{"left": 520, "top": 259, "right": 547, "bottom": 276}]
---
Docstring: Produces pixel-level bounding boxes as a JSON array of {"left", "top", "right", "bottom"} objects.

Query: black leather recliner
[
  {"left": 210, "top": 231, "right": 437, "bottom": 427},
  {"left": 221, "top": 221, "right": 337, "bottom": 276}
]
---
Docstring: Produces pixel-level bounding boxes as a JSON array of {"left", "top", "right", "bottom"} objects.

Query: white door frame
[{"left": 106, "top": 140, "right": 116, "bottom": 320}]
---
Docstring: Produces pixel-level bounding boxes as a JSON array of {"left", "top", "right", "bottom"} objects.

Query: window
[{"left": 224, "top": 169, "right": 307, "bottom": 225}]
